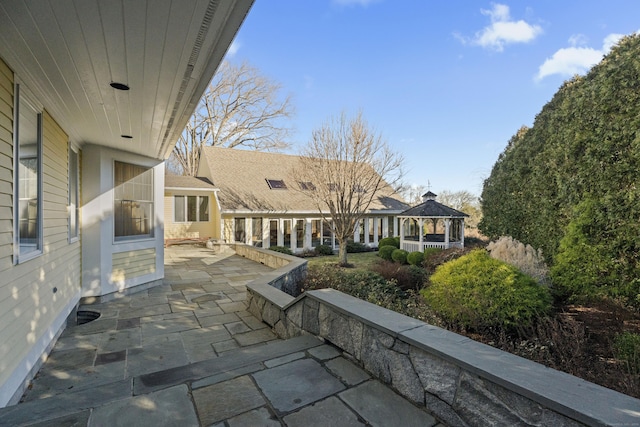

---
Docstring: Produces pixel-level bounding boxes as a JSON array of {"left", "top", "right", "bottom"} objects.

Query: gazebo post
[
  {"left": 418, "top": 218, "right": 424, "bottom": 251},
  {"left": 399, "top": 217, "right": 405, "bottom": 250},
  {"left": 444, "top": 218, "right": 450, "bottom": 249}
]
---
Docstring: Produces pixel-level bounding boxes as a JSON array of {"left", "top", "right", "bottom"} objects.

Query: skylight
[
  {"left": 299, "top": 181, "right": 316, "bottom": 190},
  {"left": 266, "top": 178, "right": 287, "bottom": 189}
]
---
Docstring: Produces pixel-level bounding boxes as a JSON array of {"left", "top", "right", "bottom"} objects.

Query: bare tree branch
[
  {"left": 170, "top": 60, "right": 294, "bottom": 176},
  {"left": 291, "top": 111, "right": 404, "bottom": 266}
]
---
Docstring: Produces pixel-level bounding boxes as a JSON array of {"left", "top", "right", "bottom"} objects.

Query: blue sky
[{"left": 227, "top": 1, "right": 640, "bottom": 196}]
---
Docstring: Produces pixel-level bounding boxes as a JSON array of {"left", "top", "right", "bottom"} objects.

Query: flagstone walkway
[{"left": 0, "top": 245, "right": 444, "bottom": 426}]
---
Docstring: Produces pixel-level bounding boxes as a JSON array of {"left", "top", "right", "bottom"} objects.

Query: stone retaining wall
[
  {"left": 246, "top": 282, "right": 640, "bottom": 427},
  {"left": 232, "top": 244, "right": 307, "bottom": 296}
]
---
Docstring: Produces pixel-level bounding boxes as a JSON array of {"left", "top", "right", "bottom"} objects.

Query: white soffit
[{"left": 0, "top": 0, "right": 253, "bottom": 159}]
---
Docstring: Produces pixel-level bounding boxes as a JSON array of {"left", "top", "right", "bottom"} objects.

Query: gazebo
[{"left": 398, "top": 191, "right": 469, "bottom": 252}]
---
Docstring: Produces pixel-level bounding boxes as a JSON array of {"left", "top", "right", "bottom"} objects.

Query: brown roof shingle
[
  {"left": 200, "top": 147, "right": 408, "bottom": 213},
  {"left": 165, "top": 175, "right": 216, "bottom": 190}
]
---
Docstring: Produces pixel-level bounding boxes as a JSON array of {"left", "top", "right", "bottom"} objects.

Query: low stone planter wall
[
  {"left": 246, "top": 284, "right": 640, "bottom": 427},
  {"left": 232, "top": 244, "right": 307, "bottom": 296}
]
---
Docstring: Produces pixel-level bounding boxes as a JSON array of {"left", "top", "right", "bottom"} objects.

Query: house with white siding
[
  {"left": 0, "top": 0, "right": 253, "bottom": 407},
  {"left": 164, "top": 146, "right": 409, "bottom": 252}
]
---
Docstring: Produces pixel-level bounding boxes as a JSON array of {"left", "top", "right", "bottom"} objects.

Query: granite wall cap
[
  {"left": 402, "top": 325, "right": 640, "bottom": 427},
  {"left": 306, "top": 289, "right": 424, "bottom": 337}
]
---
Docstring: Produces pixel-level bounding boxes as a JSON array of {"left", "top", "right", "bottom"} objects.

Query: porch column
[
  {"left": 460, "top": 219, "right": 465, "bottom": 247},
  {"left": 399, "top": 217, "right": 405, "bottom": 248},
  {"left": 444, "top": 218, "right": 451, "bottom": 249},
  {"left": 373, "top": 218, "right": 379, "bottom": 245},
  {"left": 364, "top": 218, "right": 370, "bottom": 245},
  {"left": 382, "top": 218, "right": 389, "bottom": 238},
  {"left": 305, "top": 219, "right": 312, "bottom": 250},
  {"left": 262, "top": 217, "right": 269, "bottom": 248},
  {"left": 418, "top": 218, "right": 424, "bottom": 250},
  {"left": 277, "top": 219, "right": 284, "bottom": 247},
  {"left": 245, "top": 218, "right": 251, "bottom": 245}
]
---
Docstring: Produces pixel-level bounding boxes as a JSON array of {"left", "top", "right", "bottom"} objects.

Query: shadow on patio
[{"left": 0, "top": 245, "right": 441, "bottom": 426}]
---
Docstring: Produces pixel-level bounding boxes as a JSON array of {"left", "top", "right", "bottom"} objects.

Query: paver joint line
[{"left": 1, "top": 247, "right": 449, "bottom": 427}]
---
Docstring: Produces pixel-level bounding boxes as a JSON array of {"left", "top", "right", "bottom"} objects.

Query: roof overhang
[{"left": 0, "top": 0, "right": 253, "bottom": 160}]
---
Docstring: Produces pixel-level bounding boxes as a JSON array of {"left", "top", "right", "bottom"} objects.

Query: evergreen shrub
[
  {"left": 614, "top": 332, "right": 640, "bottom": 374},
  {"left": 378, "top": 237, "right": 400, "bottom": 249},
  {"left": 391, "top": 249, "right": 408, "bottom": 264},
  {"left": 407, "top": 251, "right": 425, "bottom": 266},
  {"left": 269, "top": 246, "right": 293, "bottom": 255},
  {"left": 315, "top": 244, "right": 334, "bottom": 256},
  {"left": 346, "top": 241, "right": 369, "bottom": 253},
  {"left": 422, "top": 249, "right": 551, "bottom": 329},
  {"left": 378, "top": 245, "right": 396, "bottom": 261}
]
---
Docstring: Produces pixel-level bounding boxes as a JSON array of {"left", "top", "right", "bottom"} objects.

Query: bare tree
[
  {"left": 292, "top": 112, "right": 404, "bottom": 266},
  {"left": 397, "top": 183, "right": 429, "bottom": 206},
  {"left": 170, "top": 60, "right": 294, "bottom": 176},
  {"left": 437, "top": 190, "right": 483, "bottom": 236}
]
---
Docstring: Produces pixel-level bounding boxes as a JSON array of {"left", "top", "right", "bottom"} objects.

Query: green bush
[
  {"left": 614, "top": 332, "right": 640, "bottom": 374},
  {"left": 315, "top": 244, "right": 334, "bottom": 256},
  {"left": 302, "top": 265, "right": 407, "bottom": 308},
  {"left": 378, "top": 245, "right": 396, "bottom": 261},
  {"left": 371, "top": 261, "right": 426, "bottom": 290},
  {"left": 407, "top": 251, "right": 424, "bottom": 266},
  {"left": 391, "top": 249, "right": 408, "bottom": 264},
  {"left": 421, "top": 249, "right": 551, "bottom": 329},
  {"left": 269, "top": 246, "right": 293, "bottom": 255},
  {"left": 423, "top": 247, "right": 442, "bottom": 259},
  {"left": 378, "top": 237, "right": 400, "bottom": 249},
  {"left": 346, "top": 241, "right": 369, "bottom": 253}
]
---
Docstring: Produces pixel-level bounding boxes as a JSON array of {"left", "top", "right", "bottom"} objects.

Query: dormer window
[{"left": 266, "top": 179, "right": 287, "bottom": 189}]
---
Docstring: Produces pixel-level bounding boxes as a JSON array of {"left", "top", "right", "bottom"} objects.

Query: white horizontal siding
[{"left": 0, "top": 61, "right": 82, "bottom": 405}]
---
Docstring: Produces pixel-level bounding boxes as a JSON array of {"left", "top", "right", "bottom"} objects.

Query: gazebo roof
[{"left": 400, "top": 199, "right": 469, "bottom": 218}]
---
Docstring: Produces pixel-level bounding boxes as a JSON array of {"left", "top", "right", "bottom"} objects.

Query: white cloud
[
  {"left": 462, "top": 3, "right": 543, "bottom": 51},
  {"left": 536, "top": 33, "right": 625, "bottom": 81}
]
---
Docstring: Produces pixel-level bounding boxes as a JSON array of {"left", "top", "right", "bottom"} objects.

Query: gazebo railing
[{"left": 402, "top": 241, "right": 463, "bottom": 252}]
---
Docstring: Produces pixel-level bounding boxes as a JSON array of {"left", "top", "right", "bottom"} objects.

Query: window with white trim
[
  {"left": 14, "top": 83, "right": 43, "bottom": 262},
  {"left": 68, "top": 146, "right": 79, "bottom": 241},
  {"left": 114, "top": 161, "right": 153, "bottom": 239},
  {"left": 174, "top": 195, "right": 209, "bottom": 222}
]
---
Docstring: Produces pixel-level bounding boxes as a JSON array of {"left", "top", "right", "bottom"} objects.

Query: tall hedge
[{"left": 479, "top": 34, "right": 640, "bottom": 302}]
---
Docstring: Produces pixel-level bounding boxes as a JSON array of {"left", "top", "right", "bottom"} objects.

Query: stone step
[{"left": 0, "top": 335, "right": 323, "bottom": 426}]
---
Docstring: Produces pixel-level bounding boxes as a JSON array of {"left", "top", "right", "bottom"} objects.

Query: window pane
[
  {"left": 114, "top": 161, "right": 153, "bottom": 239},
  {"left": 187, "top": 196, "right": 197, "bottom": 221},
  {"left": 17, "top": 89, "right": 41, "bottom": 258},
  {"left": 311, "top": 220, "right": 321, "bottom": 247},
  {"left": 322, "top": 220, "right": 333, "bottom": 246},
  {"left": 174, "top": 196, "right": 185, "bottom": 222},
  {"left": 296, "top": 220, "right": 305, "bottom": 248},
  {"left": 199, "top": 196, "right": 209, "bottom": 222},
  {"left": 368, "top": 219, "right": 374, "bottom": 242},
  {"left": 69, "top": 148, "right": 79, "bottom": 240},
  {"left": 251, "top": 218, "right": 262, "bottom": 247},
  {"left": 235, "top": 217, "right": 246, "bottom": 242}
]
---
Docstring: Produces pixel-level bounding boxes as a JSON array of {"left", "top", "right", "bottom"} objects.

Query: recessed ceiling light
[
  {"left": 110, "top": 82, "right": 130, "bottom": 91},
  {"left": 121, "top": 135, "right": 133, "bottom": 139}
]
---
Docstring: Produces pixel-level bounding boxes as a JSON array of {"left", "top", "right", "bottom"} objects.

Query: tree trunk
[{"left": 338, "top": 241, "right": 349, "bottom": 266}]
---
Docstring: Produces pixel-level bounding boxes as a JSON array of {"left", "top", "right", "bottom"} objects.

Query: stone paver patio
[{"left": 0, "top": 245, "right": 444, "bottom": 426}]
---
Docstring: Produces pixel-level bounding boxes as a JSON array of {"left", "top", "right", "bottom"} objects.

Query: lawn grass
[{"left": 306, "top": 251, "right": 380, "bottom": 271}]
